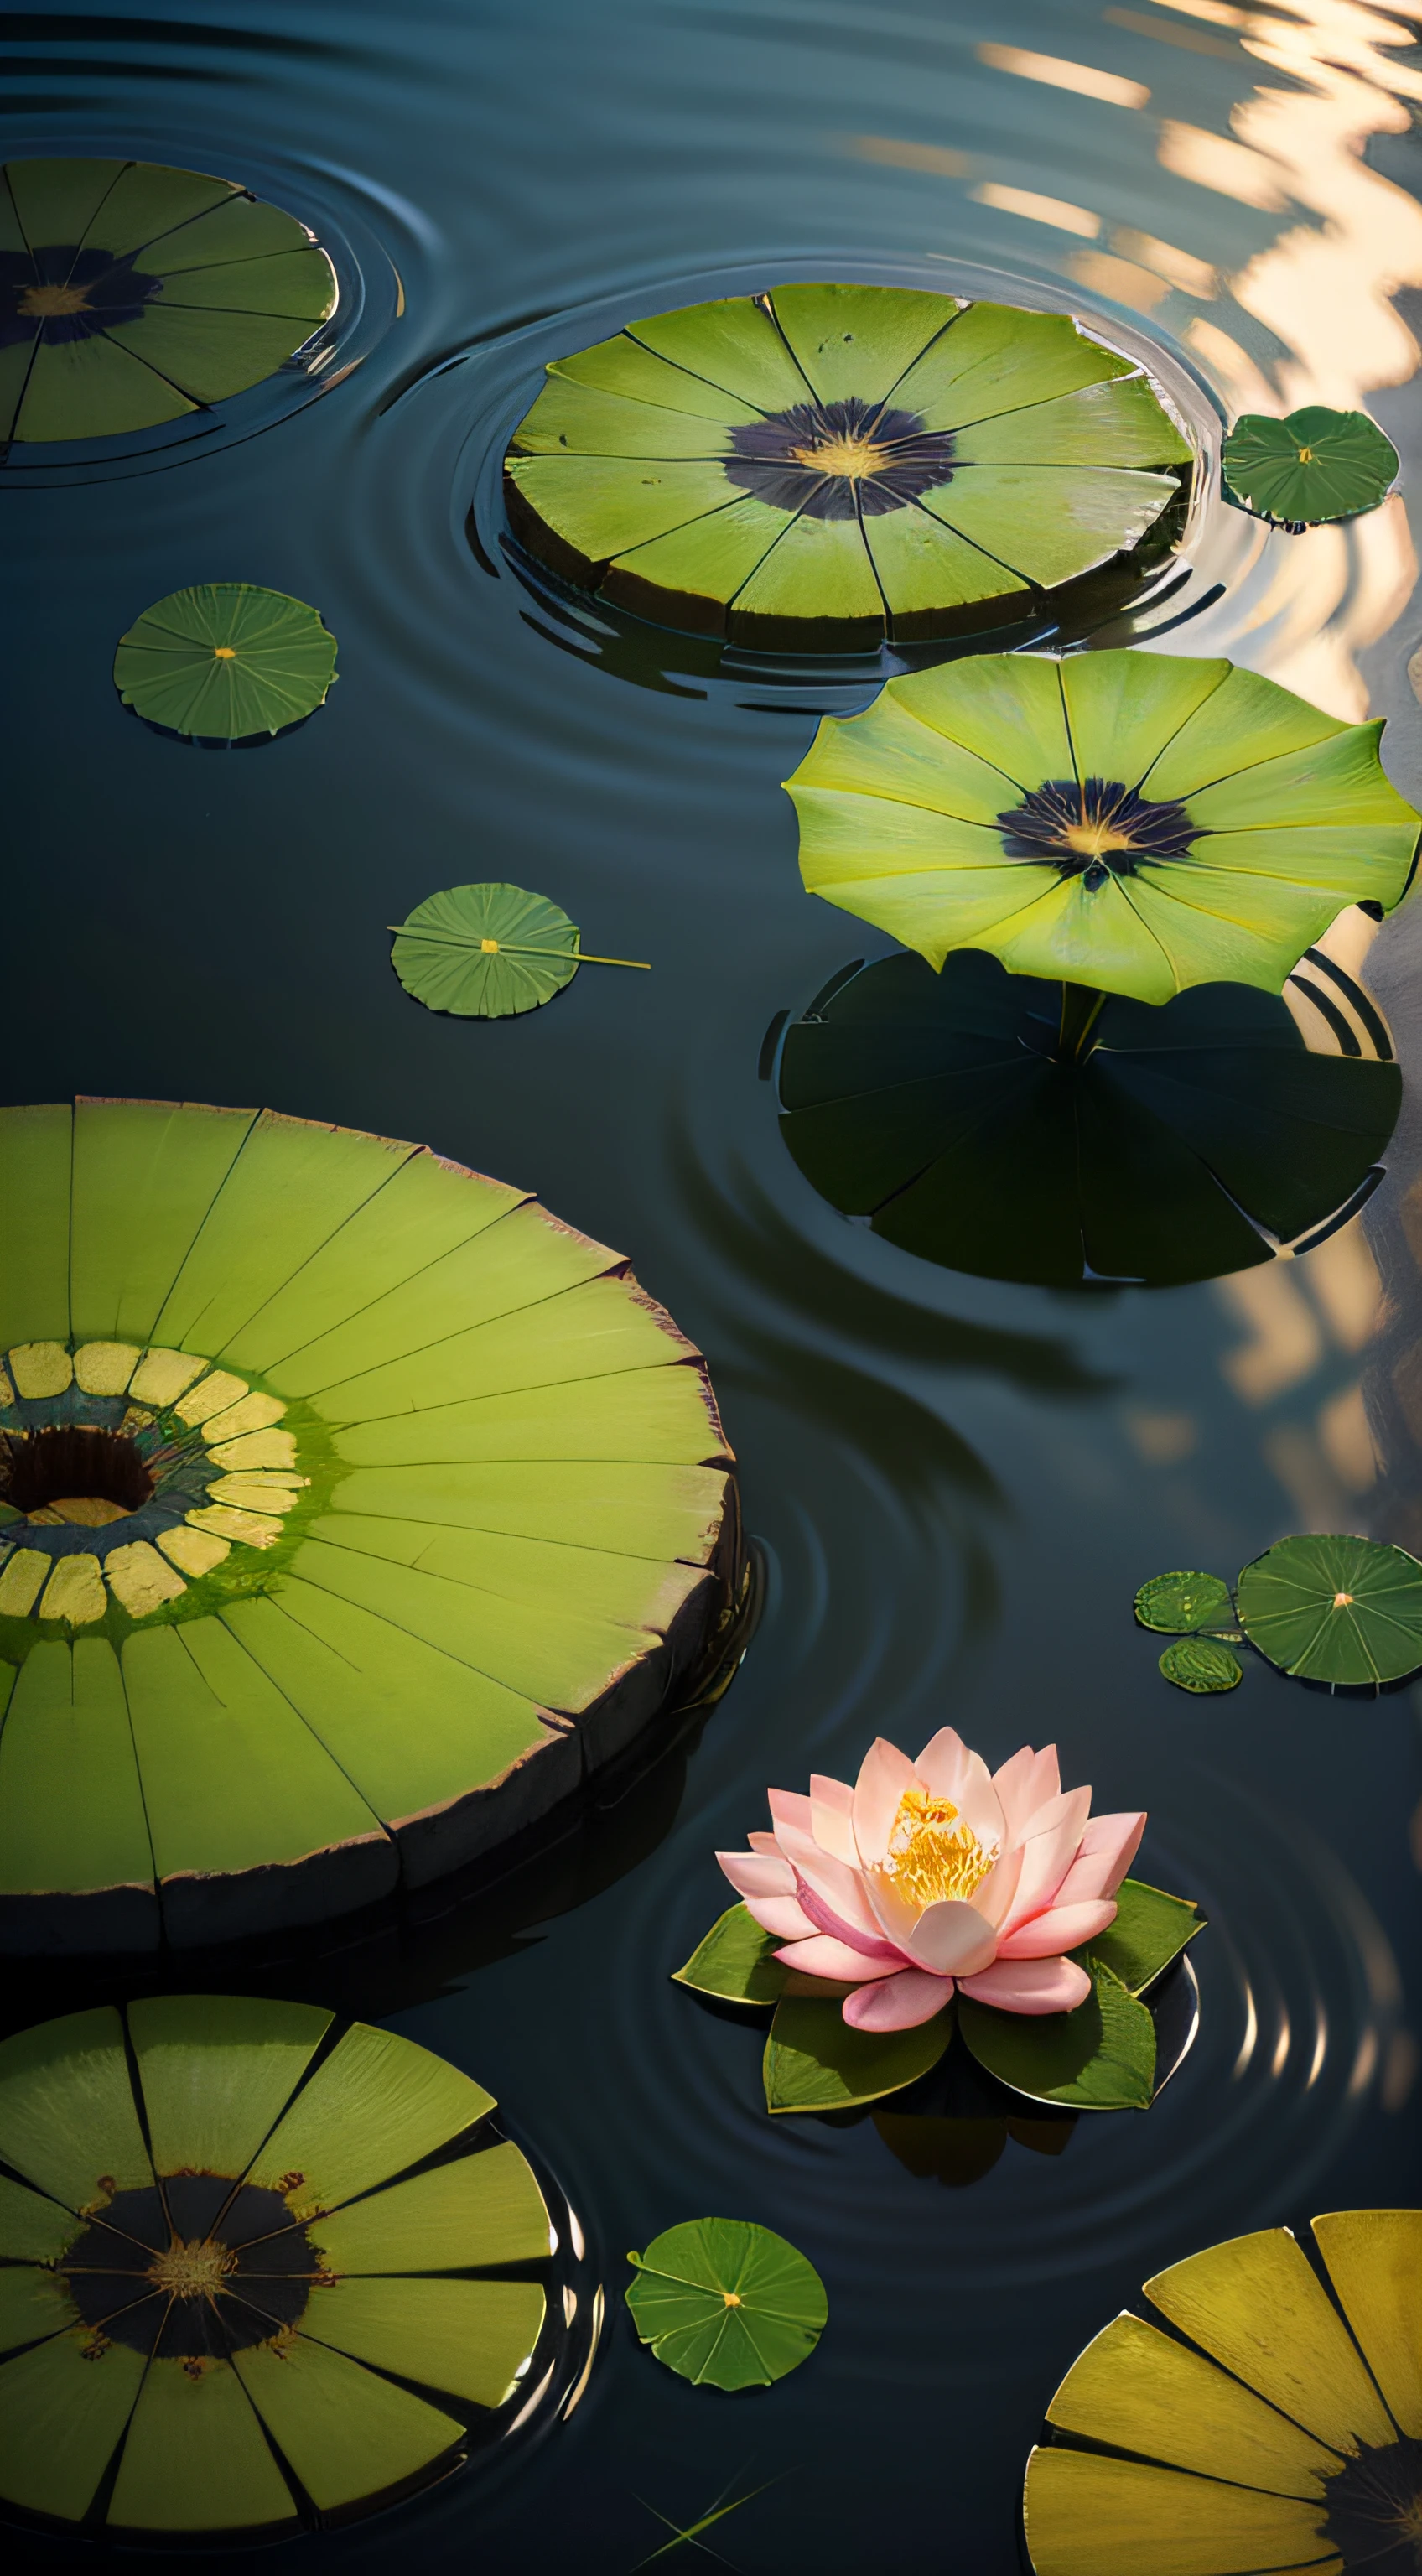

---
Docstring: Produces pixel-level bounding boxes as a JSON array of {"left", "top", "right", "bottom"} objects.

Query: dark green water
[{"left": 4, "top": 3, "right": 1422, "bottom": 2568}]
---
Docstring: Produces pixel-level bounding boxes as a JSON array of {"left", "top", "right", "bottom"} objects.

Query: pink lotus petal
[
  {"left": 776, "top": 1820, "right": 896, "bottom": 1946},
  {"left": 1072, "top": 1810, "right": 1146, "bottom": 1893},
  {"left": 958, "top": 1954, "right": 1093, "bottom": 2014},
  {"left": 808, "top": 1772, "right": 858, "bottom": 1866},
  {"left": 864, "top": 1866, "right": 921, "bottom": 1955},
  {"left": 767, "top": 1787, "right": 814, "bottom": 1840},
  {"left": 1012, "top": 1784, "right": 1091, "bottom": 1848},
  {"left": 742, "top": 1893, "right": 817, "bottom": 1941},
  {"left": 747, "top": 1830, "right": 782, "bottom": 1861},
  {"left": 1001, "top": 1793, "right": 1093, "bottom": 1930},
  {"left": 996, "top": 1898, "right": 1116, "bottom": 1960},
  {"left": 903, "top": 1898, "right": 999, "bottom": 1978},
  {"left": 993, "top": 1744, "right": 1061, "bottom": 1841},
  {"left": 775, "top": 1934, "right": 902, "bottom": 1983},
  {"left": 852, "top": 1737, "right": 919, "bottom": 1869},
  {"left": 793, "top": 1876, "right": 905, "bottom": 1961},
  {"left": 717, "top": 1849, "right": 796, "bottom": 1902},
  {"left": 915, "top": 1727, "right": 1006, "bottom": 1851},
  {"left": 977, "top": 1841, "right": 1025, "bottom": 1930},
  {"left": 843, "top": 1967, "right": 953, "bottom": 2031}
]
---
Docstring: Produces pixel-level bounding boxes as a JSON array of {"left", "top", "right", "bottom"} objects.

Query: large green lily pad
[
  {"left": 1222, "top": 406, "right": 1399, "bottom": 529},
  {"left": 958, "top": 1958, "right": 1156, "bottom": 2112},
  {"left": 505, "top": 285, "right": 1191, "bottom": 647},
  {"left": 776, "top": 950, "right": 1399, "bottom": 1288},
  {"left": 1235, "top": 1532, "right": 1422, "bottom": 1686},
  {"left": 391, "top": 884, "right": 582, "bottom": 1019},
  {"left": 0, "top": 1099, "right": 737, "bottom": 1950},
  {"left": 625, "top": 2218, "right": 827, "bottom": 2388},
  {"left": 113, "top": 586, "right": 337, "bottom": 740},
  {"left": 787, "top": 649, "right": 1420, "bottom": 1002},
  {"left": 0, "top": 1999, "right": 556, "bottom": 2532},
  {"left": 0, "top": 158, "right": 335, "bottom": 446}
]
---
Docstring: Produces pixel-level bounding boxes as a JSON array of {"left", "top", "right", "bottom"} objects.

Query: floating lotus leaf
[
  {"left": 0, "top": 158, "right": 335, "bottom": 445},
  {"left": 113, "top": 585, "right": 336, "bottom": 741},
  {"left": 1023, "top": 2210, "right": 1422, "bottom": 2575},
  {"left": 625, "top": 2219, "right": 826, "bottom": 2388},
  {"left": 1235, "top": 1530, "right": 1422, "bottom": 1686},
  {"left": 0, "top": 1999, "right": 558, "bottom": 2532},
  {"left": 1222, "top": 405, "right": 1399, "bottom": 528},
  {"left": 786, "top": 648, "right": 1421, "bottom": 1002},
  {"left": 958, "top": 1958, "right": 1156, "bottom": 2112},
  {"left": 392, "top": 884, "right": 581, "bottom": 1019},
  {"left": 1082, "top": 1877, "right": 1207, "bottom": 1997},
  {"left": 776, "top": 951, "right": 1400, "bottom": 1289},
  {"left": 672, "top": 1901, "right": 791, "bottom": 2007},
  {"left": 762, "top": 1992, "right": 952, "bottom": 2114},
  {"left": 1134, "top": 1570, "right": 1235, "bottom": 1633},
  {"left": 0, "top": 1099, "right": 737, "bottom": 1950},
  {"left": 1158, "top": 1637, "right": 1243, "bottom": 1693},
  {"left": 505, "top": 285, "right": 1191, "bottom": 647}
]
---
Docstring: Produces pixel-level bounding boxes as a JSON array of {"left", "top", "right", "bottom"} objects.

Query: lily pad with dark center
[
  {"left": 625, "top": 2219, "right": 826, "bottom": 2388},
  {"left": 1222, "top": 406, "right": 1399, "bottom": 529},
  {"left": 1235, "top": 1531, "right": 1422, "bottom": 1687},
  {"left": 787, "top": 647, "right": 1421, "bottom": 1003},
  {"left": 775, "top": 950, "right": 1400, "bottom": 1289},
  {"left": 505, "top": 284, "right": 1191, "bottom": 647},
  {"left": 0, "top": 1098, "right": 738, "bottom": 1949},
  {"left": 113, "top": 585, "right": 337, "bottom": 741},
  {"left": 0, "top": 1997, "right": 559, "bottom": 2532},
  {"left": 0, "top": 158, "right": 335, "bottom": 446}
]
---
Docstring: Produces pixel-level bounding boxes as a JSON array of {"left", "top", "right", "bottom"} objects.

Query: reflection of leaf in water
[
  {"left": 777, "top": 951, "right": 1400, "bottom": 1289},
  {"left": 873, "top": 2110, "right": 1074, "bottom": 2187}
]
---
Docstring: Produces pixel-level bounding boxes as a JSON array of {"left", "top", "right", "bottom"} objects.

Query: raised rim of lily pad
[
  {"left": 505, "top": 283, "right": 1192, "bottom": 648},
  {"left": 0, "top": 1098, "right": 742, "bottom": 1951}
]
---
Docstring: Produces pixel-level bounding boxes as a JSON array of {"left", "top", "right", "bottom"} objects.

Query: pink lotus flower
[{"left": 717, "top": 1732, "right": 1145, "bottom": 2033}]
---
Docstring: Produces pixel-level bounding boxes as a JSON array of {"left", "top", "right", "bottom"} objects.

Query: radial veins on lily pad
[
  {"left": 0, "top": 1999, "right": 558, "bottom": 2532},
  {"left": 1, "top": 158, "right": 335, "bottom": 445},
  {"left": 786, "top": 647, "right": 1421, "bottom": 1004},
  {"left": 114, "top": 585, "right": 337, "bottom": 740},
  {"left": 1024, "top": 2209, "right": 1422, "bottom": 2576},
  {"left": 0, "top": 1098, "right": 738, "bottom": 1949},
  {"left": 504, "top": 284, "right": 1191, "bottom": 647}
]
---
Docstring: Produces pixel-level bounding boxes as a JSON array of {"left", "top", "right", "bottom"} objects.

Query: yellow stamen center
[
  {"left": 1333, "top": 1591, "right": 1354, "bottom": 1607},
  {"left": 790, "top": 430, "right": 891, "bottom": 480},
  {"left": 147, "top": 2236, "right": 237, "bottom": 2301},
  {"left": 723, "top": 2291, "right": 742, "bottom": 2308},
  {"left": 18, "top": 281, "right": 92, "bottom": 318},
  {"left": 1297, "top": 444, "right": 1314, "bottom": 462},
  {"left": 480, "top": 937, "right": 499, "bottom": 952},
  {"left": 213, "top": 645, "right": 237, "bottom": 659},
  {"left": 880, "top": 1787, "right": 998, "bottom": 1910},
  {"left": 1060, "top": 818, "right": 1137, "bottom": 860}
]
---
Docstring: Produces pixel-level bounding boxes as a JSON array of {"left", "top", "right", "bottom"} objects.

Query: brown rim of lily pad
[
  {"left": 503, "top": 283, "right": 1193, "bottom": 650},
  {"left": 0, "top": 1100, "right": 743, "bottom": 1953}
]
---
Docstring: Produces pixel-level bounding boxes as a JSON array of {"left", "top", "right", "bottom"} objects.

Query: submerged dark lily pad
[
  {"left": 0, "top": 1998, "right": 557, "bottom": 2532},
  {"left": 625, "top": 2219, "right": 826, "bottom": 2388},
  {"left": 506, "top": 285, "right": 1191, "bottom": 647},
  {"left": 776, "top": 950, "right": 1400, "bottom": 1289},
  {"left": 0, "top": 1098, "right": 737, "bottom": 1949},
  {"left": 788, "top": 648, "right": 1420, "bottom": 1004},
  {"left": 1222, "top": 406, "right": 1399, "bottom": 529},
  {"left": 113, "top": 585, "right": 337, "bottom": 740},
  {"left": 0, "top": 158, "right": 335, "bottom": 446}
]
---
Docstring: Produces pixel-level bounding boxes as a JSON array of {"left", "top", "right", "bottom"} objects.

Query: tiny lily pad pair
[
  {"left": 1137, "top": 1532, "right": 1422, "bottom": 1693},
  {"left": 679, "top": 1727, "right": 1205, "bottom": 2116}
]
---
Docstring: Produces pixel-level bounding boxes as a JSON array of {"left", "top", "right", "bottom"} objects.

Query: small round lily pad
[
  {"left": 1158, "top": 1637, "right": 1243, "bottom": 1694},
  {"left": 114, "top": 584, "right": 336, "bottom": 740},
  {"left": 1134, "top": 1571, "right": 1234, "bottom": 1634},
  {"left": 1222, "top": 407, "right": 1399, "bottom": 529},
  {"left": 1236, "top": 1531, "right": 1422, "bottom": 1686},
  {"left": 391, "top": 884, "right": 581, "bottom": 1019},
  {"left": 625, "top": 2218, "right": 827, "bottom": 2390}
]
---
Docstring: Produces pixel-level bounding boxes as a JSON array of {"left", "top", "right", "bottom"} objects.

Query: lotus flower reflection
[{"left": 719, "top": 1732, "right": 1144, "bottom": 2031}]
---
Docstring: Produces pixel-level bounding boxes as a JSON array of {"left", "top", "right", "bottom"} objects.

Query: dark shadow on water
[{"left": 776, "top": 952, "right": 1401, "bottom": 1291}]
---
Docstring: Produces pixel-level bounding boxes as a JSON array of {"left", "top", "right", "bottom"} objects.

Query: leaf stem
[
  {"left": 387, "top": 927, "right": 651, "bottom": 968},
  {"left": 1057, "top": 983, "right": 1107, "bottom": 1061}
]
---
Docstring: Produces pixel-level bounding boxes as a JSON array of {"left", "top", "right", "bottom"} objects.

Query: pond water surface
[{"left": 4, "top": 3, "right": 1422, "bottom": 2569}]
